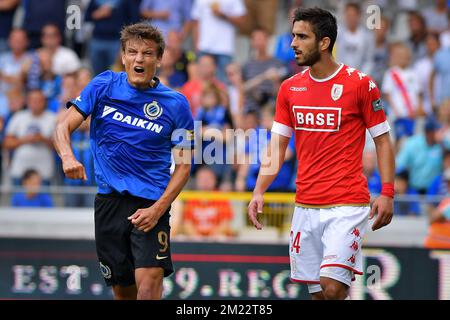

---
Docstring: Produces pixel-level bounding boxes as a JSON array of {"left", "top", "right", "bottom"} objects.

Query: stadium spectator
[
  {"left": 67, "top": 0, "right": 92, "bottom": 60},
  {"left": 20, "top": 48, "right": 62, "bottom": 113},
  {"left": 139, "top": 0, "right": 193, "bottom": 40},
  {"left": 85, "top": 0, "right": 138, "bottom": 76},
  {"left": 157, "top": 47, "right": 187, "bottom": 89},
  {"left": 166, "top": 31, "right": 195, "bottom": 85},
  {"left": 195, "top": 83, "right": 233, "bottom": 190},
  {"left": 393, "top": 170, "right": 421, "bottom": 216},
  {"left": 11, "top": 169, "right": 53, "bottom": 207},
  {"left": 424, "top": 167, "right": 450, "bottom": 249},
  {"left": 0, "top": 87, "right": 25, "bottom": 181},
  {"left": 181, "top": 54, "right": 227, "bottom": 116},
  {"left": 3, "top": 87, "right": 25, "bottom": 126},
  {"left": 439, "top": 10, "right": 450, "bottom": 48},
  {"left": 406, "top": 11, "right": 428, "bottom": 64},
  {"left": 22, "top": 0, "right": 68, "bottom": 49},
  {"left": 363, "top": 151, "right": 382, "bottom": 195},
  {"left": 438, "top": 100, "right": 450, "bottom": 148},
  {"left": 242, "top": 28, "right": 287, "bottom": 113},
  {"left": 39, "top": 23, "right": 81, "bottom": 76},
  {"left": 0, "top": 0, "right": 20, "bottom": 53},
  {"left": 191, "top": 0, "right": 247, "bottom": 82},
  {"left": 430, "top": 39, "right": 450, "bottom": 110},
  {"left": 382, "top": 42, "right": 423, "bottom": 147},
  {"left": 225, "top": 62, "right": 244, "bottom": 128},
  {"left": 396, "top": 116, "right": 443, "bottom": 194},
  {"left": 422, "top": 0, "right": 449, "bottom": 34},
  {"left": 58, "top": 73, "right": 79, "bottom": 113},
  {"left": 183, "top": 166, "right": 234, "bottom": 239},
  {"left": 414, "top": 32, "right": 441, "bottom": 116},
  {"left": 236, "top": 107, "right": 295, "bottom": 192},
  {"left": 335, "top": 2, "right": 375, "bottom": 74},
  {"left": 76, "top": 67, "right": 93, "bottom": 91},
  {"left": 238, "top": 0, "right": 278, "bottom": 36},
  {"left": 372, "top": 16, "right": 391, "bottom": 87},
  {"left": 274, "top": 7, "right": 306, "bottom": 75},
  {"left": 0, "top": 29, "right": 29, "bottom": 119},
  {"left": 427, "top": 148, "right": 450, "bottom": 197},
  {"left": 3, "top": 90, "right": 56, "bottom": 185}
]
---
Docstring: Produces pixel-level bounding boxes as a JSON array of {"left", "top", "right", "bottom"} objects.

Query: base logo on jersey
[
  {"left": 293, "top": 106, "right": 342, "bottom": 132},
  {"left": 331, "top": 84, "right": 344, "bottom": 101},
  {"left": 99, "top": 262, "right": 112, "bottom": 279},
  {"left": 144, "top": 101, "right": 163, "bottom": 120}
]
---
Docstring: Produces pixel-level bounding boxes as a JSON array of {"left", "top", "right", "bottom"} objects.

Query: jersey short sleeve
[
  {"left": 171, "top": 94, "right": 195, "bottom": 149},
  {"left": 272, "top": 81, "right": 294, "bottom": 138},
  {"left": 359, "top": 76, "right": 390, "bottom": 138},
  {"left": 66, "top": 70, "right": 112, "bottom": 119}
]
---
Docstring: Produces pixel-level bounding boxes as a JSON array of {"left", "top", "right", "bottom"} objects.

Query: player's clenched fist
[{"left": 62, "top": 158, "right": 87, "bottom": 180}]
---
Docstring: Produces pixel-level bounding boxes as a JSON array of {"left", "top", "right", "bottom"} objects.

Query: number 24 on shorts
[{"left": 290, "top": 231, "right": 301, "bottom": 253}]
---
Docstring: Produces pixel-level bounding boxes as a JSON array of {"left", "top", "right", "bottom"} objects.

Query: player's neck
[
  {"left": 129, "top": 78, "right": 157, "bottom": 90},
  {"left": 309, "top": 59, "right": 341, "bottom": 80}
]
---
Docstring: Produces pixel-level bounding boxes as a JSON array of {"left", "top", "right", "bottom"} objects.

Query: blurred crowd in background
[{"left": 1, "top": 0, "right": 450, "bottom": 245}]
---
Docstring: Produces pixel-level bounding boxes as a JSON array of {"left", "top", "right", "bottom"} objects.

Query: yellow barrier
[
  {"left": 178, "top": 191, "right": 295, "bottom": 203},
  {"left": 176, "top": 191, "right": 296, "bottom": 236}
]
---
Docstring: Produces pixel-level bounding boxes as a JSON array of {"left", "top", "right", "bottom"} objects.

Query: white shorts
[{"left": 289, "top": 205, "right": 369, "bottom": 294}]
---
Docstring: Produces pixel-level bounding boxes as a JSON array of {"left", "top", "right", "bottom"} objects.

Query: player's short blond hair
[{"left": 120, "top": 23, "right": 165, "bottom": 58}]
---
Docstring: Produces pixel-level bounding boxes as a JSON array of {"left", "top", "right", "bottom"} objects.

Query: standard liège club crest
[
  {"left": 143, "top": 101, "right": 163, "bottom": 120},
  {"left": 331, "top": 84, "right": 344, "bottom": 101}
]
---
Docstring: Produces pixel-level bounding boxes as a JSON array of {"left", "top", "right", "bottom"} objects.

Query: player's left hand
[
  {"left": 128, "top": 206, "right": 164, "bottom": 233},
  {"left": 369, "top": 195, "right": 393, "bottom": 231}
]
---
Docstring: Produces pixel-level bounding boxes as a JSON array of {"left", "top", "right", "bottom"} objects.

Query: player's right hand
[
  {"left": 62, "top": 158, "right": 87, "bottom": 181},
  {"left": 248, "top": 193, "right": 264, "bottom": 230}
]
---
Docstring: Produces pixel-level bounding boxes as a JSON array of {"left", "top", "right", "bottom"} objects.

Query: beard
[{"left": 295, "top": 45, "right": 321, "bottom": 66}]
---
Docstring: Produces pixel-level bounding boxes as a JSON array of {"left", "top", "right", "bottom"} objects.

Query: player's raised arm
[
  {"left": 53, "top": 106, "right": 87, "bottom": 180},
  {"left": 248, "top": 133, "right": 290, "bottom": 229}
]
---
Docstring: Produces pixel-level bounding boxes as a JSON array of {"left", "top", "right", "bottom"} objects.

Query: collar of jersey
[{"left": 308, "top": 63, "right": 344, "bottom": 83}]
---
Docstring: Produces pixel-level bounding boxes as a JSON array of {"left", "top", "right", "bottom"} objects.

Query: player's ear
[
  {"left": 156, "top": 56, "right": 162, "bottom": 68},
  {"left": 121, "top": 51, "right": 125, "bottom": 66},
  {"left": 320, "top": 37, "right": 331, "bottom": 52}
]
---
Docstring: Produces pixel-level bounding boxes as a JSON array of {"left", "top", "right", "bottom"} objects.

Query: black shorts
[{"left": 94, "top": 192, "right": 173, "bottom": 287}]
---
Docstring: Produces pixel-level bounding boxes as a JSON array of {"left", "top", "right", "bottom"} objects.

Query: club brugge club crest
[
  {"left": 144, "top": 101, "right": 163, "bottom": 120},
  {"left": 331, "top": 84, "right": 344, "bottom": 101}
]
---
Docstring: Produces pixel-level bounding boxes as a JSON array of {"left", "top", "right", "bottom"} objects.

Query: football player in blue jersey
[{"left": 53, "top": 23, "right": 194, "bottom": 300}]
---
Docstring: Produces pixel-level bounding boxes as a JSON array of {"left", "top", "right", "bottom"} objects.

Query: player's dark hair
[
  {"left": 120, "top": 23, "right": 165, "bottom": 58},
  {"left": 292, "top": 7, "right": 337, "bottom": 53}
]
